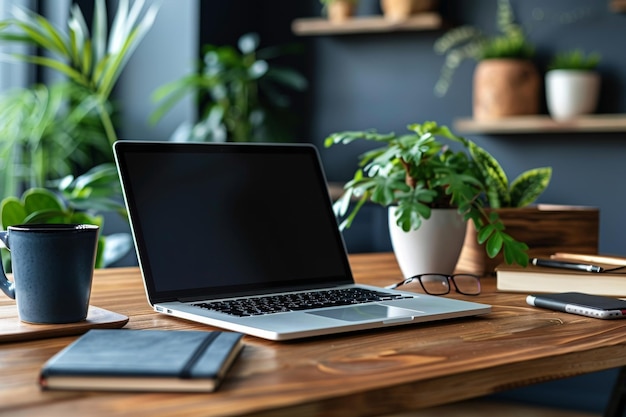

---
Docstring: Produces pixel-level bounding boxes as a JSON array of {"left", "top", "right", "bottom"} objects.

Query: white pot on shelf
[
  {"left": 545, "top": 70, "right": 601, "bottom": 120},
  {"left": 388, "top": 207, "right": 466, "bottom": 278}
]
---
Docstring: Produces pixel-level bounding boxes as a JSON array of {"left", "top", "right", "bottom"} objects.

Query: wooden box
[{"left": 455, "top": 205, "right": 599, "bottom": 275}]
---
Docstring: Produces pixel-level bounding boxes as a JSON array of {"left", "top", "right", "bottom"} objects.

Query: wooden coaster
[{"left": 0, "top": 304, "right": 129, "bottom": 343}]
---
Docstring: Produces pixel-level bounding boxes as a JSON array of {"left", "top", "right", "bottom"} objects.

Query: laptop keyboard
[{"left": 192, "top": 287, "right": 413, "bottom": 317}]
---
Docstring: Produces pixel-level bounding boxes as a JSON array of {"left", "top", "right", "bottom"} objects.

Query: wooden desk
[{"left": 2, "top": 252, "right": 626, "bottom": 417}]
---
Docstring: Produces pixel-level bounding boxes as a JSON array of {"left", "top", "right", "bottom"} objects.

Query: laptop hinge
[{"left": 177, "top": 282, "right": 352, "bottom": 303}]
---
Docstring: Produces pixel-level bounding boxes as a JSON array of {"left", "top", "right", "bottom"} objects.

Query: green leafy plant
[
  {"left": 320, "top": 0, "right": 359, "bottom": 7},
  {"left": 0, "top": 0, "right": 157, "bottom": 266},
  {"left": 433, "top": 0, "right": 534, "bottom": 97},
  {"left": 0, "top": 0, "right": 158, "bottom": 147},
  {"left": 0, "top": 164, "right": 132, "bottom": 269},
  {"left": 547, "top": 49, "right": 601, "bottom": 71},
  {"left": 477, "top": 155, "right": 551, "bottom": 210},
  {"left": 0, "top": 0, "right": 158, "bottom": 202},
  {"left": 0, "top": 83, "right": 109, "bottom": 201},
  {"left": 319, "top": 0, "right": 359, "bottom": 12},
  {"left": 325, "top": 121, "right": 552, "bottom": 266},
  {"left": 151, "top": 32, "right": 308, "bottom": 143}
]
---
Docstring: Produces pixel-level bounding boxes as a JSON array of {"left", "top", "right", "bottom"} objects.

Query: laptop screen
[{"left": 114, "top": 141, "right": 353, "bottom": 303}]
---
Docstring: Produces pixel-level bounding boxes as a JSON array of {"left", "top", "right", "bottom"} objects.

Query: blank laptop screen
[{"left": 114, "top": 142, "right": 353, "bottom": 302}]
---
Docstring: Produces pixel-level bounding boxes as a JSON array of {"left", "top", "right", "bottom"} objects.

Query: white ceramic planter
[
  {"left": 388, "top": 207, "right": 466, "bottom": 278},
  {"left": 545, "top": 70, "right": 600, "bottom": 120}
]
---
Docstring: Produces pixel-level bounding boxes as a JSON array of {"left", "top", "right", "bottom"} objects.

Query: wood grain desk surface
[{"left": 2, "top": 252, "right": 626, "bottom": 417}]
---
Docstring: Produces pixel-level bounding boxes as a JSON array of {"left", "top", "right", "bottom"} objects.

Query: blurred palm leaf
[
  {"left": 0, "top": 0, "right": 157, "bottom": 264},
  {"left": 0, "top": 0, "right": 159, "bottom": 145},
  {"left": 0, "top": 83, "right": 109, "bottom": 200},
  {"left": 2, "top": 0, "right": 158, "bottom": 99},
  {"left": 0, "top": 0, "right": 158, "bottom": 202}
]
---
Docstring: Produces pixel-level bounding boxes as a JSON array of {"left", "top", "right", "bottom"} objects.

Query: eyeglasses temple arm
[{"left": 385, "top": 278, "right": 413, "bottom": 290}]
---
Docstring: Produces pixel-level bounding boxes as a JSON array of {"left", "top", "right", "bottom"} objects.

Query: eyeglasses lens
[
  {"left": 419, "top": 274, "right": 451, "bottom": 295},
  {"left": 452, "top": 274, "right": 481, "bottom": 295}
]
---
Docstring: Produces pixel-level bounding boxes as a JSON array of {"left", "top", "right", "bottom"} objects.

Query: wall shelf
[
  {"left": 454, "top": 114, "right": 626, "bottom": 134},
  {"left": 291, "top": 13, "right": 444, "bottom": 36}
]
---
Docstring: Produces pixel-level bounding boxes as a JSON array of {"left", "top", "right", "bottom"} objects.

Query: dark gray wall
[
  {"left": 116, "top": 0, "right": 626, "bottom": 412},
  {"left": 119, "top": 2, "right": 626, "bottom": 256},
  {"left": 307, "top": 0, "right": 626, "bottom": 258}
]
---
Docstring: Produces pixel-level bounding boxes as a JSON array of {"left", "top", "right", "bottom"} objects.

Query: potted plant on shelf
[
  {"left": 325, "top": 121, "right": 550, "bottom": 277},
  {"left": 545, "top": 49, "right": 602, "bottom": 120},
  {"left": 320, "top": 0, "right": 359, "bottom": 23},
  {"left": 433, "top": 0, "right": 539, "bottom": 120},
  {"left": 380, "top": 0, "right": 438, "bottom": 21}
]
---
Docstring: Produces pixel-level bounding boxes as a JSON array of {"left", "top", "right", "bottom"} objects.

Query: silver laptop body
[{"left": 113, "top": 141, "right": 490, "bottom": 341}]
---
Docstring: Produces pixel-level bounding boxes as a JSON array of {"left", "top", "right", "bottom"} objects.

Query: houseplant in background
[
  {"left": 150, "top": 32, "right": 308, "bottom": 143},
  {"left": 0, "top": 0, "right": 159, "bottom": 266},
  {"left": 433, "top": 0, "right": 539, "bottom": 120},
  {"left": 0, "top": 0, "right": 159, "bottom": 155},
  {"left": 380, "top": 0, "right": 438, "bottom": 21},
  {"left": 320, "top": 0, "right": 359, "bottom": 23},
  {"left": 0, "top": 83, "right": 109, "bottom": 202},
  {"left": 325, "top": 121, "right": 549, "bottom": 277},
  {"left": 545, "top": 49, "right": 602, "bottom": 120}
]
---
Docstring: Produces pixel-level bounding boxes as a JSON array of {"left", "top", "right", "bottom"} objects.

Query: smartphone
[{"left": 526, "top": 292, "right": 626, "bottom": 319}]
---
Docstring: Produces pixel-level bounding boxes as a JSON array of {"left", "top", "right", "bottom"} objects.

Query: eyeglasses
[{"left": 385, "top": 273, "right": 481, "bottom": 296}]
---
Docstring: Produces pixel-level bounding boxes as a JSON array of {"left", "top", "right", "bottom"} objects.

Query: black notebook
[{"left": 40, "top": 329, "right": 244, "bottom": 392}]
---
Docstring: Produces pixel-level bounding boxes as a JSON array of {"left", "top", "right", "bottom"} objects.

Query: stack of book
[{"left": 496, "top": 253, "right": 626, "bottom": 296}]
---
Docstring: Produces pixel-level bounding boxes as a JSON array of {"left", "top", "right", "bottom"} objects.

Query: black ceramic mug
[{"left": 0, "top": 224, "right": 99, "bottom": 324}]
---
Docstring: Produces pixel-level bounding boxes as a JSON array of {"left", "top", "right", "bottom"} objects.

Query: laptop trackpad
[{"left": 307, "top": 304, "right": 423, "bottom": 322}]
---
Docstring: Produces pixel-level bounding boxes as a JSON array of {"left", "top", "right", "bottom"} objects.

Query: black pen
[{"left": 531, "top": 258, "right": 604, "bottom": 273}]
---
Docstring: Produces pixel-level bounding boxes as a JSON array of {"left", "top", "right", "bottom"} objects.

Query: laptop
[{"left": 113, "top": 140, "right": 491, "bottom": 341}]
